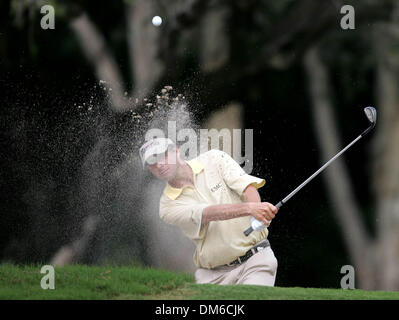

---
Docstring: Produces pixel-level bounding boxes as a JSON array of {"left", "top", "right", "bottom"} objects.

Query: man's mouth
[{"left": 160, "top": 168, "right": 169, "bottom": 176}]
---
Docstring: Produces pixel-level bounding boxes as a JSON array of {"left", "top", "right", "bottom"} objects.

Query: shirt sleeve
[
  {"left": 216, "top": 150, "right": 265, "bottom": 196},
  {"left": 159, "top": 196, "right": 209, "bottom": 240}
]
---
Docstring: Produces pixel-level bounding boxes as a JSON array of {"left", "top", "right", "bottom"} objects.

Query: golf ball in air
[{"left": 152, "top": 16, "right": 162, "bottom": 27}]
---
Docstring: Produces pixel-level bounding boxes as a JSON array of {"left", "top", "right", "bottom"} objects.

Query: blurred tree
[
  {"left": 372, "top": 2, "right": 399, "bottom": 290},
  {"left": 304, "top": 0, "right": 399, "bottom": 290},
  {"left": 304, "top": 46, "right": 375, "bottom": 289}
]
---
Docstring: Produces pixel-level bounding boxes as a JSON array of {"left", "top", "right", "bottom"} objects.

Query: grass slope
[{"left": 0, "top": 264, "right": 398, "bottom": 300}]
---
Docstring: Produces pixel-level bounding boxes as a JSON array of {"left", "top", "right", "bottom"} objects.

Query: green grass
[{"left": 0, "top": 263, "right": 398, "bottom": 300}]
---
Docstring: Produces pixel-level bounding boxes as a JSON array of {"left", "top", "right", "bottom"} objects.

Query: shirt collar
[{"left": 163, "top": 159, "right": 204, "bottom": 200}]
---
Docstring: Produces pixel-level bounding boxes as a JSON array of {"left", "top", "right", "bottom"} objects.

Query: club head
[{"left": 364, "top": 106, "right": 377, "bottom": 127}]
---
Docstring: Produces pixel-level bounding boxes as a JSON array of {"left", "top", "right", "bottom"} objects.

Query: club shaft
[
  {"left": 280, "top": 134, "right": 362, "bottom": 204},
  {"left": 244, "top": 131, "right": 368, "bottom": 237}
]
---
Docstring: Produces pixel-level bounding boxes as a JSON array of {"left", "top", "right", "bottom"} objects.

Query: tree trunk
[
  {"left": 70, "top": 13, "right": 126, "bottom": 111},
  {"left": 199, "top": 5, "right": 230, "bottom": 72},
  {"left": 126, "top": 0, "right": 164, "bottom": 100},
  {"left": 304, "top": 46, "right": 376, "bottom": 289},
  {"left": 51, "top": 215, "right": 100, "bottom": 266},
  {"left": 373, "top": 18, "right": 399, "bottom": 290}
]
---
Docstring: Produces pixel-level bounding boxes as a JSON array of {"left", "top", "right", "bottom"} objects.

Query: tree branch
[
  {"left": 126, "top": 0, "right": 165, "bottom": 102},
  {"left": 247, "top": 0, "right": 393, "bottom": 72},
  {"left": 245, "top": 0, "right": 335, "bottom": 73},
  {"left": 70, "top": 12, "right": 127, "bottom": 112},
  {"left": 161, "top": 0, "right": 210, "bottom": 66}
]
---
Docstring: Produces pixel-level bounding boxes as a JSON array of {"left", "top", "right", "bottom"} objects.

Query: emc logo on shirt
[{"left": 211, "top": 182, "right": 223, "bottom": 193}]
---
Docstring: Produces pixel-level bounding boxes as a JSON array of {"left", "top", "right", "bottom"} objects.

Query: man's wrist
[{"left": 245, "top": 203, "right": 253, "bottom": 216}]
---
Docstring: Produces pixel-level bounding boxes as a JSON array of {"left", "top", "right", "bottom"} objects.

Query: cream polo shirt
[{"left": 159, "top": 149, "right": 268, "bottom": 269}]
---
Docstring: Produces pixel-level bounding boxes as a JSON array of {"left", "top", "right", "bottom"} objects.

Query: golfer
[{"left": 139, "top": 137, "right": 278, "bottom": 286}]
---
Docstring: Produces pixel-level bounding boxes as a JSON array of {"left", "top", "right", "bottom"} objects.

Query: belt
[{"left": 226, "top": 239, "right": 270, "bottom": 267}]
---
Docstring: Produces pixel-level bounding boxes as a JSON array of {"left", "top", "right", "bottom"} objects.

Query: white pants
[{"left": 195, "top": 246, "right": 278, "bottom": 286}]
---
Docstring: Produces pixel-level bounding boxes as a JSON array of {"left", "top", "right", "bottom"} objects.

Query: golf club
[{"left": 244, "top": 106, "right": 377, "bottom": 236}]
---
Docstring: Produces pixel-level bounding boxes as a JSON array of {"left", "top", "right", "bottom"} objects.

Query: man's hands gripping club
[
  {"left": 247, "top": 202, "right": 278, "bottom": 227},
  {"left": 242, "top": 185, "right": 278, "bottom": 230}
]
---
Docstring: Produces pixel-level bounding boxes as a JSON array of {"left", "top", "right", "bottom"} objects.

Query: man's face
[{"left": 147, "top": 150, "right": 178, "bottom": 182}]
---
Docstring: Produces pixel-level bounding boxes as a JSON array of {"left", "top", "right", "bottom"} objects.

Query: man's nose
[{"left": 155, "top": 162, "right": 165, "bottom": 169}]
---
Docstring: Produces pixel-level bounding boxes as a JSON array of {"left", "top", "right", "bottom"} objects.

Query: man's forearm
[
  {"left": 202, "top": 203, "right": 251, "bottom": 225},
  {"left": 201, "top": 185, "right": 261, "bottom": 225}
]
